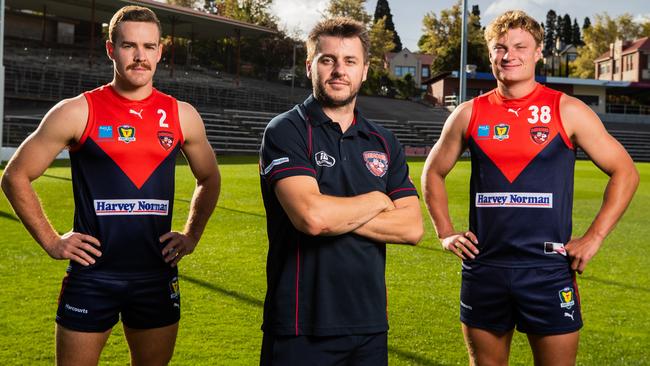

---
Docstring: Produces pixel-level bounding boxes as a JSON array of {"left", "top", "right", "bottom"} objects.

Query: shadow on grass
[
  {"left": 388, "top": 346, "right": 446, "bottom": 366},
  {"left": 0, "top": 210, "right": 19, "bottom": 222},
  {"left": 180, "top": 274, "right": 264, "bottom": 308},
  {"left": 42, "top": 173, "right": 71, "bottom": 181},
  {"left": 580, "top": 275, "right": 649, "bottom": 293}
]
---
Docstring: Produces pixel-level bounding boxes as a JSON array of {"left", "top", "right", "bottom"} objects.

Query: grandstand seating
[
  {"left": 5, "top": 108, "right": 650, "bottom": 162},
  {"left": 4, "top": 40, "right": 650, "bottom": 161}
]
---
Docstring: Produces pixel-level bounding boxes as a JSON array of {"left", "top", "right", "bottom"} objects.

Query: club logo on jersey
[
  {"left": 117, "top": 125, "right": 136, "bottom": 143},
  {"left": 559, "top": 287, "right": 575, "bottom": 309},
  {"left": 363, "top": 151, "right": 388, "bottom": 177},
  {"left": 169, "top": 277, "right": 180, "bottom": 300},
  {"left": 315, "top": 151, "right": 336, "bottom": 167},
  {"left": 94, "top": 199, "right": 169, "bottom": 216},
  {"left": 530, "top": 126, "right": 550, "bottom": 145},
  {"left": 476, "top": 192, "right": 553, "bottom": 208},
  {"left": 493, "top": 123, "right": 510, "bottom": 141},
  {"left": 544, "top": 242, "right": 567, "bottom": 256},
  {"left": 477, "top": 125, "right": 490, "bottom": 138},
  {"left": 98, "top": 125, "right": 113, "bottom": 139},
  {"left": 158, "top": 131, "right": 174, "bottom": 150}
]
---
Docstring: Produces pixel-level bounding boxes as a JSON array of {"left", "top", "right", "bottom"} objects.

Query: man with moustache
[
  {"left": 421, "top": 10, "right": 638, "bottom": 365},
  {"left": 258, "top": 17, "right": 423, "bottom": 365},
  {"left": 1, "top": 6, "right": 220, "bottom": 365}
]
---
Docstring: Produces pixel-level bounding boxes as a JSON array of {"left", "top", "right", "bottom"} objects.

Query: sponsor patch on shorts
[
  {"left": 475, "top": 192, "right": 553, "bottom": 208},
  {"left": 94, "top": 199, "right": 169, "bottom": 216}
]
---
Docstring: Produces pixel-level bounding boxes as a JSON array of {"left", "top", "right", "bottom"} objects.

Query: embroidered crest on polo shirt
[
  {"left": 363, "top": 151, "right": 388, "bottom": 177},
  {"left": 315, "top": 151, "right": 336, "bottom": 167}
]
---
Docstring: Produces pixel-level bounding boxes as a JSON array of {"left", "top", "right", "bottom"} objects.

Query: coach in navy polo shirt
[{"left": 258, "top": 17, "right": 424, "bottom": 366}]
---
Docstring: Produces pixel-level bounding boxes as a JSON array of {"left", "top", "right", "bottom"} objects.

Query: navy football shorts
[
  {"left": 260, "top": 332, "right": 388, "bottom": 366},
  {"left": 460, "top": 262, "right": 582, "bottom": 335},
  {"left": 56, "top": 271, "right": 181, "bottom": 332}
]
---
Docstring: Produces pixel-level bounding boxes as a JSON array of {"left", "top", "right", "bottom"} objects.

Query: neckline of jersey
[
  {"left": 493, "top": 83, "right": 543, "bottom": 107},
  {"left": 106, "top": 84, "right": 158, "bottom": 106}
]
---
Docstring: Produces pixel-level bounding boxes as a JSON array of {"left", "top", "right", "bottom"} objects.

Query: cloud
[{"left": 271, "top": 0, "right": 329, "bottom": 39}]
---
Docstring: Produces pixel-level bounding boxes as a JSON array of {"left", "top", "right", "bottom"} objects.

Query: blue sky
[{"left": 271, "top": 0, "right": 650, "bottom": 51}]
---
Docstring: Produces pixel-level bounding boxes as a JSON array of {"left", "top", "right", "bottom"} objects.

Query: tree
[
  {"left": 583, "top": 17, "right": 591, "bottom": 30},
  {"left": 572, "top": 13, "right": 643, "bottom": 78},
  {"left": 544, "top": 10, "right": 557, "bottom": 56},
  {"left": 373, "top": 0, "right": 402, "bottom": 51},
  {"left": 418, "top": 1, "right": 489, "bottom": 75},
  {"left": 167, "top": 0, "right": 199, "bottom": 8},
  {"left": 212, "top": 0, "right": 277, "bottom": 27},
  {"left": 561, "top": 14, "right": 572, "bottom": 46},
  {"left": 368, "top": 17, "right": 395, "bottom": 69},
  {"left": 571, "top": 18, "right": 583, "bottom": 46},
  {"left": 325, "top": 0, "right": 372, "bottom": 24}
]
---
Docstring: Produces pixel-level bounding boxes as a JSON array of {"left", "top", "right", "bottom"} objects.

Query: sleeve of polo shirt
[
  {"left": 260, "top": 115, "right": 316, "bottom": 184},
  {"left": 386, "top": 133, "right": 419, "bottom": 200}
]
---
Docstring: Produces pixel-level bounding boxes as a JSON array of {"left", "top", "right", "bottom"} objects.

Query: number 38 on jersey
[{"left": 527, "top": 105, "right": 551, "bottom": 124}]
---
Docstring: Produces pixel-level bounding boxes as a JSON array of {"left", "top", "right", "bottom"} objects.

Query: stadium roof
[
  {"left": 424, "top": 71, "right": 638, "bottom": 88},
  {"left": 7, "top": 0, "right": 276, "bottom": 40}
]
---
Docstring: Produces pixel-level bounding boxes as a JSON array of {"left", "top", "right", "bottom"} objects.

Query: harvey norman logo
[
  {"left": 476, "top": 192, "right": 553, "bottom": 208},
  {"left": 94, "top": 199, "right": 169, "bottom": 216}
]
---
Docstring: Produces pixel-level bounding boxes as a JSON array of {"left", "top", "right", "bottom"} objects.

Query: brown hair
[
  {"left": 109, "top": 6, "right": 162, "bottom": 43},
  {"left": 306, "top": 17, "right": 370, "bottom": 63},
  {"left": 484, "top": 10, "right": 543, "bottom": 47}
]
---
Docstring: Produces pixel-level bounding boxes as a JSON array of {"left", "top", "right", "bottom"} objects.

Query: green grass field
[{"left": 1, "top": 157, "right": 648, "bottom": 365}]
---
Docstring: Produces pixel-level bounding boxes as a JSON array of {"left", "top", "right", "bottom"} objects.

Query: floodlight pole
[
  {"left": 459, "top": 0, "right": 468, "bottom": 104},
  {"left": 0, "top": 0, "right": 5, "bottom": 165}
]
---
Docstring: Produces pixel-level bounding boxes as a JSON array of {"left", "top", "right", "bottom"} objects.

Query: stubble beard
[{"left": 313, "top": 74, "right": 359, "bottom": 109}]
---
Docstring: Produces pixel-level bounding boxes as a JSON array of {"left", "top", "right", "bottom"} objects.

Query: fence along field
[{"left": 0, "top": 157, "right": 648, "bottom": 365}]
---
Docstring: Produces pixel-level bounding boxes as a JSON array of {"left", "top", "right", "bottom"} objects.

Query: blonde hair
[
  {"left": 306, "top": 17, "right": 369, "bottom": 63},
  {"left": 109, "top": 6, "right": 161, "bottom": 43},
  {"left": 484, "top": 10, "right": 543, "bottom": 46}
]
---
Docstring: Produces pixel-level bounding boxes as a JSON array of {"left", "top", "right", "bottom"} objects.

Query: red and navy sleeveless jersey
[
  {"left": 465, "top": 83, "right": 575, "bottom": 268},
  {"left": 68, "top": 84, "right": 184, "bottom": 277}
]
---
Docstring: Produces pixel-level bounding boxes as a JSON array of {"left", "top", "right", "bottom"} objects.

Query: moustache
[
  {"left": 327, "top": 78, "right": 349, "bottom": 85},
  {"left": 127, "top": 63, "right": 151, "bottom": 71}
]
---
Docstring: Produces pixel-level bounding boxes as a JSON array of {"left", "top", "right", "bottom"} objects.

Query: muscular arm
[
  {"left": 421, "top": 101, "right": 479, "bottom": 259},
  {"left": 274, "top": 175, "right": 394, "bottom": 237},
  {"left": 1, "top": 96, "right": 102, "bottom": 265},
  {"left": 561, "top": 95, "right": 639, "bottom": 273},
  {"left": 352, "top": 195, "right": 423, "bottom": 245},
  {"left": 161, "top": 102, "right": 220, "bottom": 266}
]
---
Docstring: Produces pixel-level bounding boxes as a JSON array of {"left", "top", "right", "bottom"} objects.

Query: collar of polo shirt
[{"left": 302, "top": 94, "right": 370, "bottom": 138}]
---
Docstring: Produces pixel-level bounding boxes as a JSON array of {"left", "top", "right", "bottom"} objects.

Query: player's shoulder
[
  {"left": 558, "top": 93, "right": 593, "bottom": 117},
  {"left": 266, "top": 106, "right": 305, "bottom": 133},
  {"left": 47, "top": 94, "right": 88, "bottom": 122},
  {"left": 447, "top": 99, "right": 474, "bottom": 125}
]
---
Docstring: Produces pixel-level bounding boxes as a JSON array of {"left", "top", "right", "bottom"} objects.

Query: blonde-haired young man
[{"left": 421, "top": 10, "right": 638, "bottom": 365}]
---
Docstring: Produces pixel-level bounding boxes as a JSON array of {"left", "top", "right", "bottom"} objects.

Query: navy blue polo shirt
[{"left": 259, "top": 95, "right": 418, "bottom": 336}]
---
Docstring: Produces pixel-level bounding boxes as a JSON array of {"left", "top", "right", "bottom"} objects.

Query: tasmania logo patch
[
  {"left": 117, "top": 125, "right": 136, "bottom": 143},
  {"left": 530, "top": 126, "right": 550, "bottom": 144},
  {"left": 559, "top": 287, "right": 575, "bottom": 309},
  {"left": 158, "top": 131, "right": 174, "bottom": 150},
  {"left": 363, "top": 151, "right": 388, "bottom": 177},
  {"left": 493, "top": 123, "right": 509, "bottom": 141}
]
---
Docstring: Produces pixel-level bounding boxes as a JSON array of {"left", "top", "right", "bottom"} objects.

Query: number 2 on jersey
[{"left": 158, "top": 109, "right": 168, "bottom": 128}]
